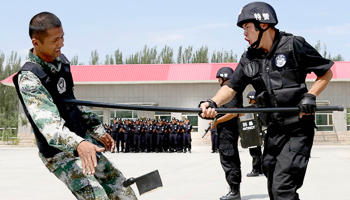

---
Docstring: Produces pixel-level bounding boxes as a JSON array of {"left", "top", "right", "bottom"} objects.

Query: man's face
[
  {"left": 242, "top": 22, "right": 259, "bottom": 46},
  {"left": 113, "top": 119, "right": 117, "bottom": 124},
  {"left": 33, "top": 26, "right": 64, "bottom": 62},
  {"left": 218, "top": 78, "right": 226, "bottom": 86},
  {"left": 136, "top": 121, "right": 139, "bottom": 125},
  {"left": 172, "top": 119, "right": 176, "bottom": 124}
]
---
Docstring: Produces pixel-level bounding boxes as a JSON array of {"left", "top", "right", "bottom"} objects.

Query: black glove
[
  {"left": 298, "top": 93, "right": 316, "bottom": 114},
  {"left": 198, "top": 99, "right": 218, "bottom": 119}
]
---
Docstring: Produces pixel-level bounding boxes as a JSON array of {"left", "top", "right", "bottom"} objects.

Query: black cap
[
  {"left": 172, "top": 117, "right": 176, "bottom": 120},
  {"left": 185, "top": 117, "right": 189, "bottom": 120},
  {"left": 136, "top": 118, "right": 140, "bottom": 121},
  {"left": 176, "top": 119, "right": 179, "bottom": 122},
  {"left": 114, "top": 117, "right": 118, "bottom": 120},
  {"left": 147, "top": 118, "right": 151, "bottom": 121},
  {"left": 152, "top": 119, "right": 155, "bottom": 122}
]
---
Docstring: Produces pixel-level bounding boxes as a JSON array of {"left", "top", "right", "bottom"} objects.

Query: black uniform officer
[
  {"left": 163, "top": 119, "right": 170, "bottom": 152},
  {"left": 177, "top": 120, "right": 185, "bottom": 152},
  {"left": 133, "top": 119, "right": 142, "bottom": 152},
  {"left": 156, "top": 119, "right": 166, "bottom": 152},
  {"left": 208, "top": 67, "right": 243, "bottom": 200},
  {"left": 145, "top": 118, "right": 154, "bottom": 152},
  {"left": 140, "top": 120, "right": 146, "bottom": 152},
  {"left": 199, "top": 2, "right": 333, "bottom": 200},
  {"left": 168, "top": 117, "right": 178, "bottom": 152},
  {"left": 152, "top": 119, "right": 158, "bottom": 151},
  {"left": 183, "top": 117, "right": 193, "bottom": 153},
  {"left": 123, "top": 119, "right": 132, "bottom": 152},
  {"left": 115, "top": 118, "right": 124, "bottom": 153},
  {"left": 245, "top": 91, "right": 263, "bottom": 177},
  {"left": 111, "top": 118, "right": 121, "bottom": 153}
]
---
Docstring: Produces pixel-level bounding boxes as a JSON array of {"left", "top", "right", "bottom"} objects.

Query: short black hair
[{"left": 29, "top": 12, "right": 61, "bottom": 43}]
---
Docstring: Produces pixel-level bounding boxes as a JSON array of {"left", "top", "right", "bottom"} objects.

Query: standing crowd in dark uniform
[{"left": 104, "top": 117, "right": 193, "bottom": 153}]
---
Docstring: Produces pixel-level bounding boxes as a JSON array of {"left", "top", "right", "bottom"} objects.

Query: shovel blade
[{"left": 135, "top": 170, "right": 163, "bottom": 195}]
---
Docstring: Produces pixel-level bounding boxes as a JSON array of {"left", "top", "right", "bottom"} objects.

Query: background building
[{"left": 2, "top": 62, "right": 350, "bottom": 145}]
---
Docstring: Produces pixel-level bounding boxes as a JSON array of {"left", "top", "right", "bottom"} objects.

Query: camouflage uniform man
[{"left": 13, "top": 12, "right": 137, "bottom": 200}]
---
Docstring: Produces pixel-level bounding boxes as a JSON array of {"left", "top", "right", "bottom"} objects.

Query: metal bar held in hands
[{"left": 64, "top": 99, "right": 344, "bottom": 113}]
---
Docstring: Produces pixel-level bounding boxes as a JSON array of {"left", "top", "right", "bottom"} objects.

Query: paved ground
[{"left": 1, "top": 145, "right": 350, "bottom": 200}]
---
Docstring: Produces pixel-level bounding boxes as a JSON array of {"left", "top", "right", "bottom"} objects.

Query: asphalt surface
[{"left": 1, "top": 145, "right": 350, "bottom": 200}]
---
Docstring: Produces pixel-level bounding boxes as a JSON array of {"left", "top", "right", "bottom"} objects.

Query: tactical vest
[
  {"left": 13, "top": 54, "right": 87, "bottom": 158},
  {"left": 244, "top": 33, "right": 308, "bottom": 124}
]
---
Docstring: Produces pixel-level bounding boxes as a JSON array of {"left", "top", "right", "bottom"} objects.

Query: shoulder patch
[{"left": 243, "top": 60, "right": 259, "bottom": 77}]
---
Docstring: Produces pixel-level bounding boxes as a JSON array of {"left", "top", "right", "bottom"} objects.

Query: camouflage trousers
[{"left": 39, "top": 134, "right": 137, "bottom": 200}]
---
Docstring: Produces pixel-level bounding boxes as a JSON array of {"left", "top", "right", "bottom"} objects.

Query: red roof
[{"left": 2, "top": 62, "right": 350, "bottom": 85}]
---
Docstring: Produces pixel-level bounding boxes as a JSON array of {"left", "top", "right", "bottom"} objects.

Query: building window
[
  {"left": 182, "top": 114, "right": 198, "bottom": 132},
  {"left": 155, "top": 112, "right": 171, "bottom": 121},
  {"left": 110, "top": 110, "right": 138, "bottom": 124},
  {"left": 347, "top": 108, "right": 350, "bottom": 131},
  {"left": 315, "top": 111, "right": 333, "bottom": 131},
  {"left": 92, "top": 110, "right": 104, "bottom": 123}
]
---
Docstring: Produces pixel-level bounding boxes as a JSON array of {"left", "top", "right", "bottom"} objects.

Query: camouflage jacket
[{"left": 17, "top": 49, "right": 106, "bottom": 155}]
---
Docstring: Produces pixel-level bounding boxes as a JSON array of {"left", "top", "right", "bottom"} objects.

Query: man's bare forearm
[
  {"left": 308, "top": 69, "right": 333, "bottom": 97},
  {"left": 211, "top": 85, "right": 236, "bottom": 107}
]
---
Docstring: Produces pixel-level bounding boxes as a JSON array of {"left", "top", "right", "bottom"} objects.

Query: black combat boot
[
  {"left": 220, "top": 184, "right": 241, "bottom": 200},
  {"left": 246, "top": 169, "right": 259, "bottom": 177}
]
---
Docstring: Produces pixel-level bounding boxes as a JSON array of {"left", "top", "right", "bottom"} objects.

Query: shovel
[{"left": 123, "top": 170, "right": 163, "bottom": 195}]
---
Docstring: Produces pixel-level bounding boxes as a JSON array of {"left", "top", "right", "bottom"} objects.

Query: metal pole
[{"left": 64, "top": 99, "right": 344, "bottom": 113}]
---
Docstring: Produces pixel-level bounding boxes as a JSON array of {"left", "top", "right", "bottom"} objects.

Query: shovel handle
[{"left": 123, "top": 178, "right": 136, "bottom": 187}]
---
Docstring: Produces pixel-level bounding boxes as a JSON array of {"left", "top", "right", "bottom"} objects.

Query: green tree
[
  {"left": 71, "top": 55, "right": 78, "bottom": 65},
  {"left": 140, "top": 45, "right": 158, "bottom": 64},
  {"left": 182, "top": 46, "right": 193, "bottom": 63},
  {"left": 158, "top": 45, "right": 174, "bottom": 64},
  {"left": 125, "top": 45, "right": 158, "bottom": 64},
  {"left": 89, "top": 50, "right": 99, "bottom": 65},
  {"left": 177, "top": 46, "right": 183, "bottom": 64},
  {"left": 114, "top": 49, "right": 123, "bottom": 64},
  {"left": 314, "top": 40, "right": 344, "bottom": 61},
  {"left": 192, "top": 46, "right": 209, "bottom": 63},
  {"left": 0, "top": 51, "right": 22, "bottom": 129}
]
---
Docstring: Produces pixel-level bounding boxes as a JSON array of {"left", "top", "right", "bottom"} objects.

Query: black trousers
[
  {"left": 176, "top": 134, "right": 183, "bottom": 150},
  {"left": 116, "top": 132, "right": 124, "bottom": 151},
  {"left": 169, "top": 133, "right": 177, "bottom": 150},
  {"left": 164, "top": 134, "right": 169, "bottom": 151},
  {"left": 124, "top": 134, "right": 129, "bottom": 152},
  {"left": 219, "top": 130, "right": 241, "bottom": 186},
  {"left": 157, "top": 135, "right": 164, "bottom": 151},
  {"left": 145, "top": 132, "right": 153, "bottom": 151},
  {"left": 249, "top": 146, "right": 262, "bottom": 172},
  {"left": 263, "top": 116, "right": 315, "bottom": 200},
  {"left": 134, "top": 134, "right": 141, "bottom": 151},
  {"left": 183, "top": 133, "right": 191, "bottom": 150}
]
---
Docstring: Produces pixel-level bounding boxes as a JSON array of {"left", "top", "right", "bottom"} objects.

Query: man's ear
[
  {"left": 32, "top": 38, "right": 40, "bottom": 47},
  {"left": 260, "top": 23, "right": 269, "bottom": 30}
]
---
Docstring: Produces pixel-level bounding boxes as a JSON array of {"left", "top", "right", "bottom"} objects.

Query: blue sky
[{"left": 1, "top": 0, "right": 349, "bottom": 65}]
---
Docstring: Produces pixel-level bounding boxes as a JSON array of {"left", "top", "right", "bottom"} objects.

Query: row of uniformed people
[{"left": 105, "top": 117, "right": 194, "bottom": 153}]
